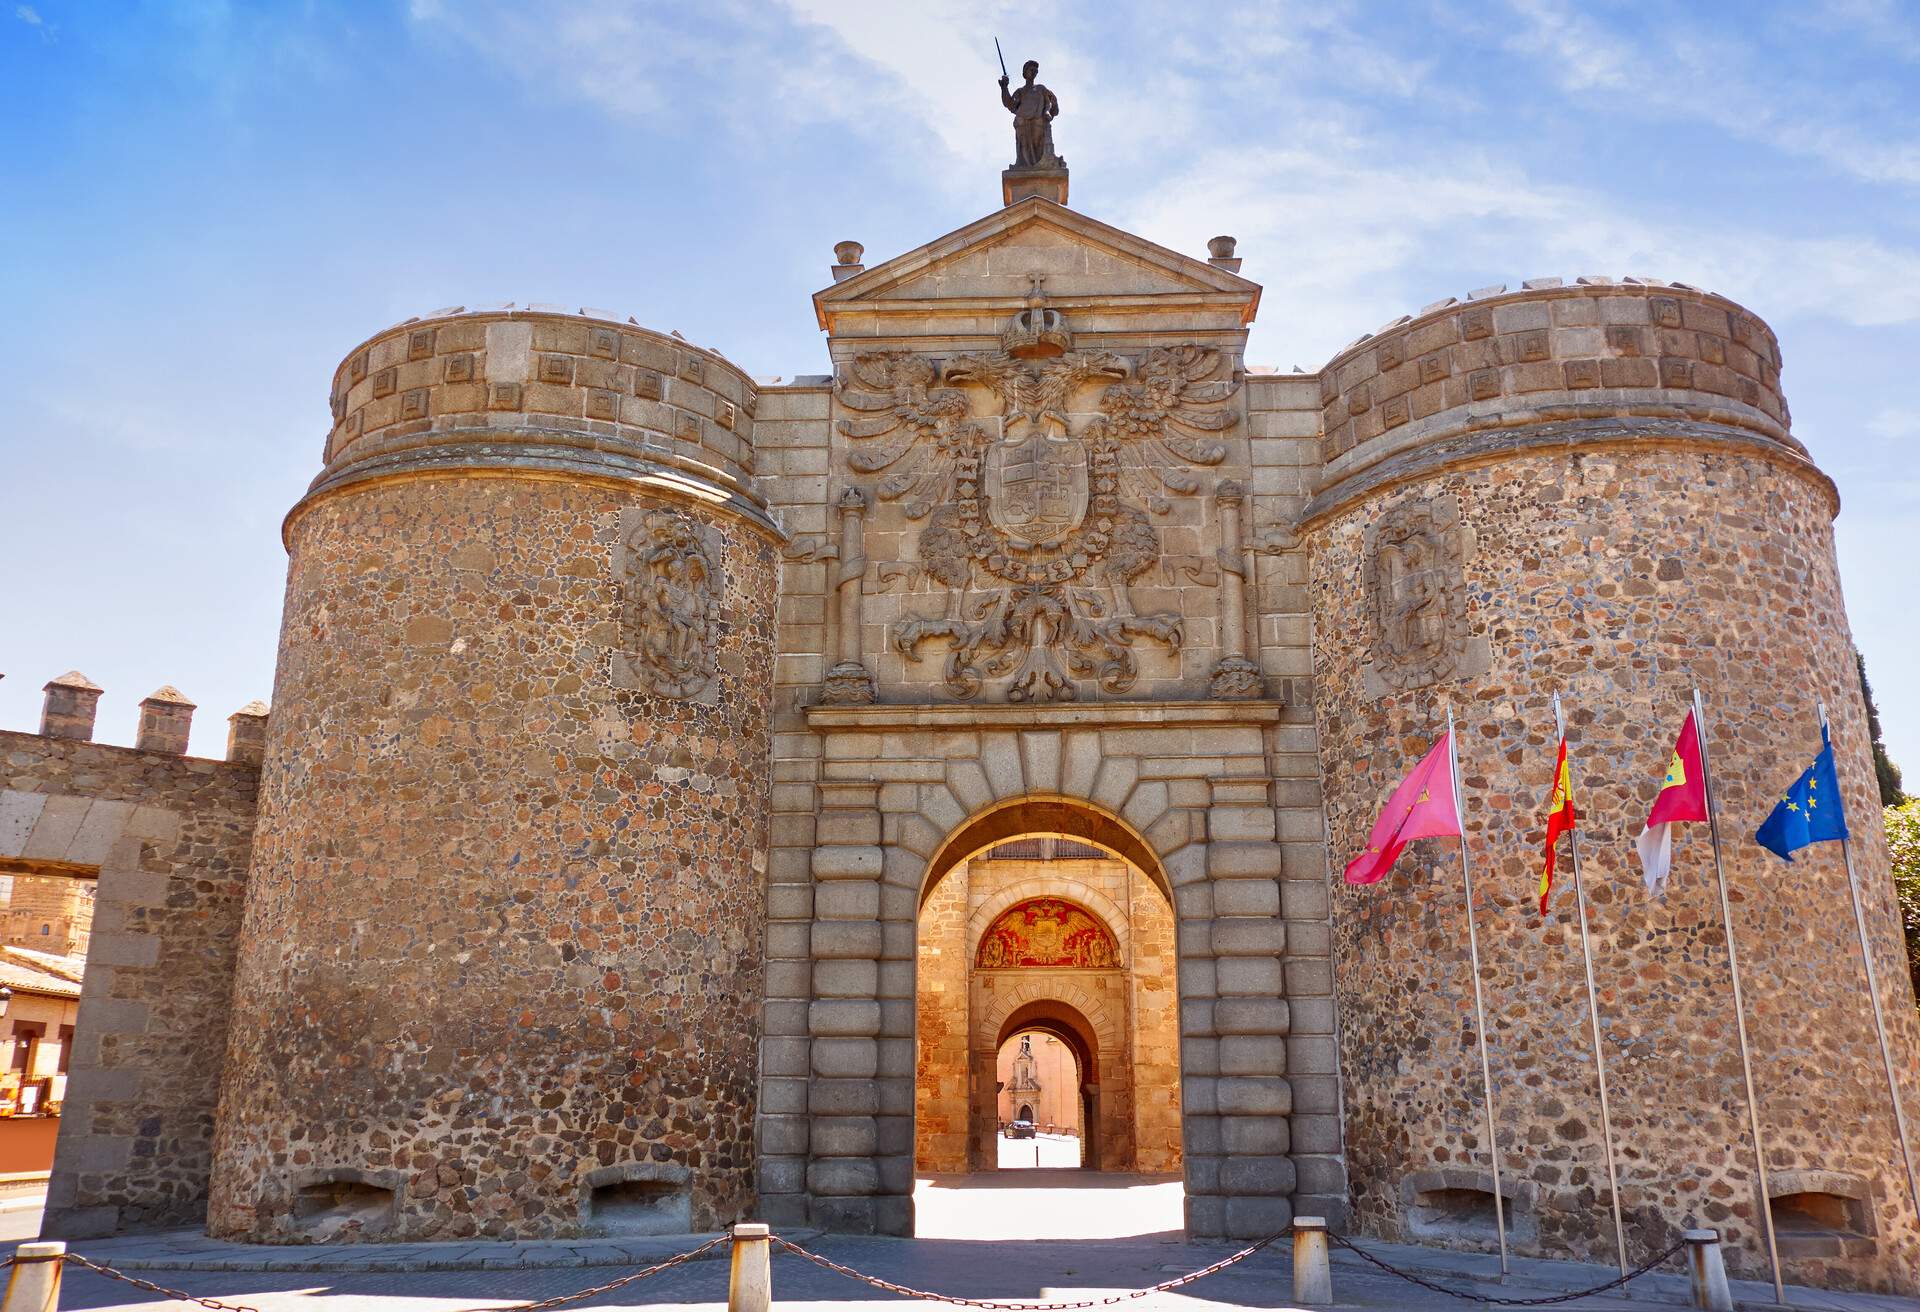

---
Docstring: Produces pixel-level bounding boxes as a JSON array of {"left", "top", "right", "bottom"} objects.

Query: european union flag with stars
[{"left": 1755, "top": 726, "right": 1849, "bottom": 862}]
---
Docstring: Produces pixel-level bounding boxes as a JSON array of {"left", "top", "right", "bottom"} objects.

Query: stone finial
[
  {"left": 1207, "top": 235, "right": 1243, "bottom": 274},
  {"left": 831, "top": 241, "right": 865, "bottom": 283},
  {"left": 136, "top": 685, "right": 196, "bottom": 756},
  {"left": 226, "top": 700, "right": 270, "bottom": 767},
  {"left": 39, "top": 671, "right": 103, "bottom": 741}
]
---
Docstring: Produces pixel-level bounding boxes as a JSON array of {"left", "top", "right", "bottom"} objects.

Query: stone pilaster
[
  {"left": 807, "top": 781, "right": 888, "bottom": 1232},
  {"left": 1210, "top": 480, "right": 1264, "bottom": 699},
  {"left": 819, "top": 487, "right": 875, "bottom": 705},
  {"left": 1201, "top": 778, "right": 1294, "bottom": 1239}
]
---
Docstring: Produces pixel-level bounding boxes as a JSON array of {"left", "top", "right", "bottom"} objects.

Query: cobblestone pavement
[{"left": 44, "top": 1177, "right": 1920, "bottom": 1311}]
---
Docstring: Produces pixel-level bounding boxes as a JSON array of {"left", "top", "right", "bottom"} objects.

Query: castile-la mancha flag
[
  {"left": 1536, "top": 736, "right": 1577, "bottom": 916},
  {"left": 1343, "top": 731, "right": 1462, "bottom": 885},
  {"left": 1635, "top": 711, "right": 1708, "bottom": 894}
]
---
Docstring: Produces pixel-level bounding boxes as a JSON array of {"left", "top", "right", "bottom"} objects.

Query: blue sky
[{"left": 3, "top": 1, "right": 1918, "bottom": 780}]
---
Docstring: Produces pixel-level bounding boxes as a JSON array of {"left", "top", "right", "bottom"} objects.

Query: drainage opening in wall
[
  {"left": 290, "top": 1172, "right": 397, "bottom": 1240},
  {"left": 1770, "top": 1188, "right": 1875, "bottom": 1257},
  {"left": 583, "top": 1164, "right": 692, "bottom": 1236},
  {"left": 1409, "top": 1187, "right": 1505, "bottom": 1242},
  {"left": 1402, "top": 1170, "right": 1535, "bottom": 1248}
]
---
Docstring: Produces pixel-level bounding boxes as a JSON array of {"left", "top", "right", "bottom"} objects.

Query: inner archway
[
  {"left": 996, "top": 1007, "right": 1094, "bottom": 1169},
  {"left": 914, "top": 802, "right": 1183, "bottom": 1239}
]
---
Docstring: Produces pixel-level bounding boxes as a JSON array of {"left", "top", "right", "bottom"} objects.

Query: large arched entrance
[
  {"left": 763, "top": 705, "right": 1323, "bottom": 1241},
  {"left": 913, "top": 800, "right": 1183, "bottom": 1237}
]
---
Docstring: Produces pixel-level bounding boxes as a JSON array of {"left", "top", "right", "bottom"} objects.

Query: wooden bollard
[
  {"left": 1292, "top": 1215, "right": 1333, "bottom": 1306},
  {"left": 729, "top": 1222, "right": 771, "bottom": 1312},
  {"left": 1684, "top": 1229, "right": 1734, "bottom": 1312},
  {"left": 1, "top": 1242, "right": 64, "bottom": 1312}
]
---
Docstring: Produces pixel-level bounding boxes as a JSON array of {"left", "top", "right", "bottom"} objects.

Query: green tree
[
  {"left": 1859, "top": 650, "right": 1905, "bottom": 805},
  {"left": 1889, "top": 800, "right": 1920, "bottom": 1006}
]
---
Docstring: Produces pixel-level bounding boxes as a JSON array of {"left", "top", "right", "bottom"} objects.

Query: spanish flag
[
  {"left": 1635, "top": 711, "right": 1708, "bottom": 894},
  {"left": 1537, "top": 736, "right": 1576, "bottom": 915}
]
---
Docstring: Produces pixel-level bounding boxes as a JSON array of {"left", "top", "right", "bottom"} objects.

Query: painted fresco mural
[{"left": 974, "top": 898, "right": 1119, "bottom": 969}]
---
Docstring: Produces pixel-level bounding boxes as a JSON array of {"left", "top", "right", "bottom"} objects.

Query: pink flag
[{"left": 1343, "top": 730, "right": 1463, "bottom": 885}]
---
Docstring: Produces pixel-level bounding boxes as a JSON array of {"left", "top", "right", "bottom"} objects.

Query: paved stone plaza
[
  {"left": 46, "top": 1199, "right": 1920, "bottom": 1312},
  {"left": 34, "top": 1179, "right": 1920, "bottom": 1310}
]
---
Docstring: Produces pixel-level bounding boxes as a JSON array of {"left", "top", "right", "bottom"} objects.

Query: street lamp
[{"left": 0, "top": 987, "right": 11, "bottom": 1019}]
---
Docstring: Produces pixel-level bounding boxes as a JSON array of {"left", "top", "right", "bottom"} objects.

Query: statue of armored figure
[{"left": 999, "top": 59, "right": 1062, "bottom": 168}]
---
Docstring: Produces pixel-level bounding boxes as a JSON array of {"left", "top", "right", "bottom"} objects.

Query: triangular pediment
[{"left": 814, "top": 197, "right": 1260, "bottom": 331}]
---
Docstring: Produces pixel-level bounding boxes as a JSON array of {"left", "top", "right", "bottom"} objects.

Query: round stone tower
[
  {"left": 208, "top": 308, "right": 777, "bottom": 1242},
  {"left": 1304, "top": 280, "right": 1920, "bottom": 1292}
]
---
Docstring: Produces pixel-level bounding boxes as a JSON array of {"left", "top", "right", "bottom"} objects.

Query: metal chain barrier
[
  {"left": 1326, "top": 1232, "right": 1689, "bottom": 1307},
  {"left": 60, "top": 1233, "right": 729, "bottom": 1312},
  {"left": 442, "top": 1233, "right": 732, "bottom": 1312},
  {"left": 63, "top": 1253, "right": 265, "bottom": 1312},
  {"left": 770, "top": 1230, "right": 1284, "bottom": 1309},
  {"left": 49, "top": 1226, "right": 1689, "bottom": 1311}
]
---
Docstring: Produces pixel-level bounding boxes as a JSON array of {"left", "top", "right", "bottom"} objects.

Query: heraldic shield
[{"left": 986, "top": 426, "right": 1089, "bottom": 547}]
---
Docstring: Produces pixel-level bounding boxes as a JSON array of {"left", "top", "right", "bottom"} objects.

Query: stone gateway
[{"left": 5, "top": 94, "right": 1915, "bottom": 1299}]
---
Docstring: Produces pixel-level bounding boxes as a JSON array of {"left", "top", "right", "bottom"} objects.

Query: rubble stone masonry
[
  {"left": 206, "top": 310, "right": 777, "bottom": 1242},
  {"left": 1305, "top": 282, "right": 1920, "bottom": 1293}
]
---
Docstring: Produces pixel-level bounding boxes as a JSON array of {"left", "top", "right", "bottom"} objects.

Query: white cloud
[
  {"left": 1501, "top": 0, "right": 1920, "bottom": 187},
  {"left": 1866, "top": 408, "right": 1920, "bottom": 442},
  {"left": 1116, "top": 133, "right": 1920, "bottom": 370},
  {"left": 15, "top": 3, "right": 52, "bottom": 40}
]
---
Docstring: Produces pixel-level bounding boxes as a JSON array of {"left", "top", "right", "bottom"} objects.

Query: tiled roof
[{"left": 0, "top": 947, "right": 85, "bottom": 999}]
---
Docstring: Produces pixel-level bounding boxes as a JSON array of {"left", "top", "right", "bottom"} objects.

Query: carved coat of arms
[
  {"left": 619, "top": 510, "right": 720, "bottom": 700},
  {"left": 1361, "top": 495, "right": 1486, "bottom": 695},
  {"left": 835, "top": 299, "right": 1241, "bottom": 702},
  {"left": 988, "top": 429, "right": 1087, "bottom": 546}
]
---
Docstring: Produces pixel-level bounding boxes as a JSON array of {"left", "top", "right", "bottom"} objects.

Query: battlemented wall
[
  {"left": 1304, "top": 282, "right": 1920, "bottom": 1293},
  {"left": 0, "top": 718, "right": 260, "bottom": 1239},
  {"left": 207, "top": 309, "right": 778, "bottom": 1242}
]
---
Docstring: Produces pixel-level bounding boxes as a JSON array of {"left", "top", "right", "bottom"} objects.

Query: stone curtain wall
[
  {"left": 0, "top": 734, "right": 259, "bottom": 1237},
  {"left": 1308, "top": 410, "right": 1920, "bottom": 1286},
  {"left": 211, "top": 309, "right": 778, "bottom": 1243}
]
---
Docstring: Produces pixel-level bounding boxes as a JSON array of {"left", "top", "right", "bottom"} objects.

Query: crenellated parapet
[
  {"left": 12, "top": 670, "right": 264, "bottom": 764},
  {"left": 309, "top": 306, "right": 769, "bottom": 534},
  {"left": 1307, "top": 278, "right": 1814, "bottom": 524}
]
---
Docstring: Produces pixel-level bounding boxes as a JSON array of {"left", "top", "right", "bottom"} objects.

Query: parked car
[{"left": 1006, "top": 1119, "right": 1036, "bottom": 1139}]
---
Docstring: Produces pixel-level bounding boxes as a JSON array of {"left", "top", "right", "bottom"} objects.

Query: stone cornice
[
  {"left": 1297, "top": 416, "right": 1839, "bottom": 529},
  {"left": 805, "top": 699, "right": 1285, "bottom": 732},
  {"left": 285, "top": 441, "right": 783, "bottom": 547}
]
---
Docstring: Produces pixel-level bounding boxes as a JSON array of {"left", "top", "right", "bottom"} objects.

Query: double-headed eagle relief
[{"left": 836, "top": 292, "right": 1242, "bottom": 702}]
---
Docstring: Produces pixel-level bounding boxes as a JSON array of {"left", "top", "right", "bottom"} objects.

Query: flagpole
[
  {"left": 1692, "top": 687, "right": 1785, "bottom": 1305},
  {"left": 1817, "top": 699, "right": 1920, "bottom": 1224},
  {"left": 1447, "top": 705, "right": 1510, "bottom": 1277},
  {"left": 1554, "top": 693, "right": 1628, "bottom": 1278}
]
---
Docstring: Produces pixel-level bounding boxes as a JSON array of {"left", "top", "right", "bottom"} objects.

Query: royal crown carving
[{"left": 835, "top": 320, "right": 1242, "bottom": 702}]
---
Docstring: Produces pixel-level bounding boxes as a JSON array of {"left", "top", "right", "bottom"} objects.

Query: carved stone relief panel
[
  {"left": 833, "top": 302, "right": 1243, "bottom": 703},
  {"left": 1360, "top": 493, "right": 1488, "bottom": 697},
  {"left": 614, "top": 507, "right": 722, "bottom": 701}
]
